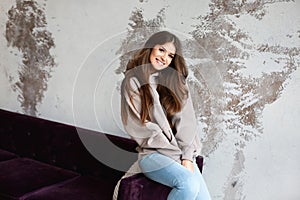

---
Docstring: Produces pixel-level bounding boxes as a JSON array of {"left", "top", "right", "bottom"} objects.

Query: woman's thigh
[{"left": 139, "top": 152, "right": 196, "bottom": 188}]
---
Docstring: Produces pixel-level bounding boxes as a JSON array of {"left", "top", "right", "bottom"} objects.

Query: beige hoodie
[{"left": 122, "top": 72, "right": 202, "bottom": 163}]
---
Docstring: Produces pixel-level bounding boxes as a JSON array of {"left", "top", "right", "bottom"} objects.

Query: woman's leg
[
  {"left": 193, "top": 162, "right": 212, "bottom": 200},
  {"left": 139, "top": 152, "right": 200, "bottom": 200}
]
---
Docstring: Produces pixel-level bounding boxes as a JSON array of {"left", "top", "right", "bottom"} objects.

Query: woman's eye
[
  {"left": 169, "top": 55, "right": 174, "bottom": 59},
  {"left": 159, "top": 48, "right": 164, "bottom": 52}
]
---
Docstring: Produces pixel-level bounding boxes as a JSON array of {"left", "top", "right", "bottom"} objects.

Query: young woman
[{"left": 120, "top": 31, "right": 211, "bottom": 200}]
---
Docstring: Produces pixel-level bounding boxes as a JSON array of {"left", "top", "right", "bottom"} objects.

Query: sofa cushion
[
  {"left": 0, "top": 149, "right": 18, "bottom": 162},
  {"left": 0, "top": 109, "right": 136, "bottom": 180},
  {"left": 24, "top": 176, "right": 117, "bottom": 200},
  {"left": 0, "top": 158, "right": 79, "bottom": 200}
]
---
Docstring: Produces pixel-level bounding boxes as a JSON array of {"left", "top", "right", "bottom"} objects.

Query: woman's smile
[{"left": 155, "top": 58, "right": 165, "bottom": 66}]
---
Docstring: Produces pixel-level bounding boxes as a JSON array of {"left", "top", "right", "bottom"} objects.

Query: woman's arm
[{"left": 172, "top": 85, "right": 202, "bottom": 162}]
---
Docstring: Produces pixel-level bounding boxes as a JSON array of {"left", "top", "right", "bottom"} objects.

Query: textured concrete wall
[{"left": 0, "top": 0, "right": 299, "bottom": 199}]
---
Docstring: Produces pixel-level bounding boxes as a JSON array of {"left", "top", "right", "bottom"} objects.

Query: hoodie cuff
[{"left": 181, "top": 146, "right": 195, "bottom": 162}]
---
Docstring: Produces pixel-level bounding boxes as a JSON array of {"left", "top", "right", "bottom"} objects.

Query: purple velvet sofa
[{"left": 0, "top": 109, "right": 203, "bottom": 200}]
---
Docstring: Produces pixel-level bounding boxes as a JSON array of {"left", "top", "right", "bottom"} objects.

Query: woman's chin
[{"left": 152, "top": 65, "right": 167, "bottom": 71}]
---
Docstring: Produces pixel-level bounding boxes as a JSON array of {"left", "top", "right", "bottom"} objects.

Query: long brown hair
[{"left": 121, "top": 31, "right": 189, "bottom": 126}]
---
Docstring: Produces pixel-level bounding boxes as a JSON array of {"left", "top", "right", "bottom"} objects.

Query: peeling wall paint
[
  {"left": 190, "top": 1, "right": 299, "bottom": 199},
  {"left": 5, "top": 0, "right": 56, "bottom": 116}
]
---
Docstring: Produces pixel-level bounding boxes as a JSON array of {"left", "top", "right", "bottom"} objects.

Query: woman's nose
[{"left": 161, "top": 53, "right": 167, "bottom": 61}]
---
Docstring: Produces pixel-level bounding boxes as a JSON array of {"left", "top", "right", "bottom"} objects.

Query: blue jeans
[{"left": 139, "top": 152, "right": 211, "bottom": 200}]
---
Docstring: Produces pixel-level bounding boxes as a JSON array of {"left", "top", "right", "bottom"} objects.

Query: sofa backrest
[{"left": 0, "top": 109, "right": 138, "bottom": 180}]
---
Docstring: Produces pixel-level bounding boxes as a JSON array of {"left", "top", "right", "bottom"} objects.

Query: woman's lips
[{"left": 156, "top": 58, "right": 165, "bottom": 66}]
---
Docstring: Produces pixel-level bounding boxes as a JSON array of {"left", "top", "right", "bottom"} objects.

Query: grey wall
[{"left": 0, "top": 0, "right": 300, "bottom": 199}]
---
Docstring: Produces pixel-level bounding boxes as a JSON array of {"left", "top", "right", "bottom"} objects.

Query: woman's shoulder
[{"left": 122, "top": 76, "right": 141, "bottom": 94}]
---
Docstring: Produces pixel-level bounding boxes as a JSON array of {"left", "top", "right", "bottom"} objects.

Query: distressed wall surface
[
  {"left": 5, "top": 0, "right": 56, "bottom": 116},
  {"left": 0, "top": 0, "right": 299, "bottom": 199}
]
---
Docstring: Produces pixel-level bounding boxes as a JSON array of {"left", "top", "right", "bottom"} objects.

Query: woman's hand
[{"left": 181, "top": 159, "right": 194, "bottom": 173}]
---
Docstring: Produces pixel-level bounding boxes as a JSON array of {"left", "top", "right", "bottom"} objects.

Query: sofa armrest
[
  {"left": 118, "top": 155, "right": 204, "bottom": 200},
  {"left": 196, "top": 155, "right": 204, "bottom": 173}
]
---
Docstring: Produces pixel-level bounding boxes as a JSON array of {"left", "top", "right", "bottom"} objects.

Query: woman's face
[{"left": 150, "top": 42, "right": 176, "bottom": 71}]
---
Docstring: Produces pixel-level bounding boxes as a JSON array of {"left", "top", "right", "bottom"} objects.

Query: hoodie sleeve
[
  {"left": 172, "top": 85, "right": 202, "bottom": 161},
  {"left": 122, "top": 77, "right": 180, "bottom": 152}
]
